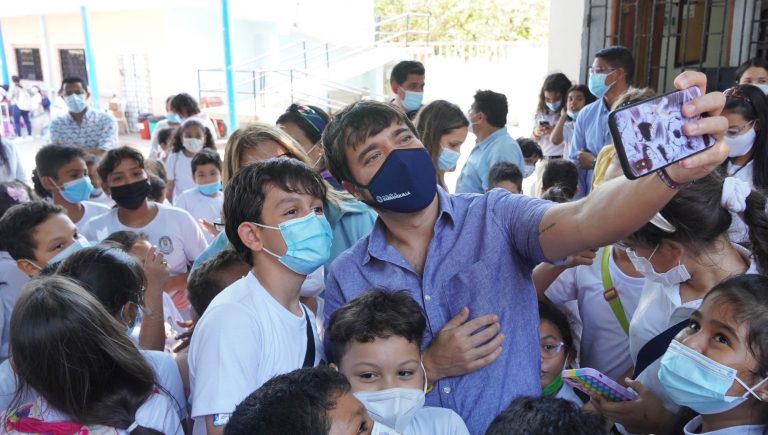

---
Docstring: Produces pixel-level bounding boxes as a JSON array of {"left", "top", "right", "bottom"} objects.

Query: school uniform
[
  {"left": 684, "top": 416, "right": 765, "bottom": 435},
  {"left": 173, "top": 187, "right": 223, "bottom": 243}
]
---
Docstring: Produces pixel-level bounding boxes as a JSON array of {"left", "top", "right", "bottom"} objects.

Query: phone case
[
  {"left": 608, "top": 87, "right": 715, "bottom": 179},
  {"left": 562, "top": 368, "right": 638, "bottom": 402}
]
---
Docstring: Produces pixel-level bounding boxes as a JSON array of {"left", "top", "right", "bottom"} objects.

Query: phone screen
[{"left": 609, "top": 87, "right": 715, "bottom": 179}]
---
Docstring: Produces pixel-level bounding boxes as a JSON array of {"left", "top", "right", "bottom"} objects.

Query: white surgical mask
[
  {"left": 754, "top": 83, "right": 768, "bottom": 96},
  {"left": 546, "top": 101, "right": 562, "bottom": 112},
  {"left": 524, "top": 164, "right": 536, "bottom": 178},
  {"left": 354, "top": 363, "right": 428, "bottom": 432},
  {"left": 725, "top": 126, "right": 757, "bottom": 158},
  {"left": 627, "top": 246, "right": 691, "bottom": 286},
  {"left": 183, "top": 137, "right": 204, "bottom": 153},
  {"left": 371, "top": 421, "right": 403, "bottom": 435}
]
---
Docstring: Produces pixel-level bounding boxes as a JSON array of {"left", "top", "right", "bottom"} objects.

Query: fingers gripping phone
[
  {"left": 608, "top": 87, "right": 715, "bottom": 179},
  {"left": 562, "top": 368, "right": 638, "bottom": 402}
]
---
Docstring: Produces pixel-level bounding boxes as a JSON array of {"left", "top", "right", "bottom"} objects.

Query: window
[
  {"left": 60, "top": 49, "right": 87, "bottom": 81},
  {"left": 15, "top": 48, "right": 43, "bottom": 81}
]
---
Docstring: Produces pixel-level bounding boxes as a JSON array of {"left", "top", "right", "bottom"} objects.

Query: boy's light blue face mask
[
  {"left": 254, "top": 212, "right": 333, "bottom": 275},
  {"left": 400, "top": 90, "right": 423, "bottom": 111},
  {"left": 54, "top": 176, "right": 94, "bottom": 204},
  {"left": 197, "top": 181, "right": 221, "bottom": 196}
]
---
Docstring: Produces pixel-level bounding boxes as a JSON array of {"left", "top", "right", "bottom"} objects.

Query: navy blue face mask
[{"left": 356, "top": 148, "right": 437, "bottom": 213}]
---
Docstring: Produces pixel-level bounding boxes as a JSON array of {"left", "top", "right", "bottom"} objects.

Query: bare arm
[
  {"left": 550, "top": 109, "right": 568, "bottom": 145},
  {"left": 138, "top": 247, "right": 168, "bottom": 351},
  {"left": 205, "top": 416, "right": 225, "bottom": 435},
  {"left": 538, "top": 72, "right": 729, "bottom": 261}
]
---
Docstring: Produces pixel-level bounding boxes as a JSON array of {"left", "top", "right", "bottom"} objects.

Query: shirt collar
[
  {"left": 476, "top": 127, "right": 508, "bottom": 149},
  {"left": 68, "top": 108, "right": 93, "bottom": 122}
]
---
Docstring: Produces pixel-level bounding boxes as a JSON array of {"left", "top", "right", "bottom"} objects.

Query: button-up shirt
[
  {"left": 569, "top": 98, "right": 613, "bottom": 198},
  {"left": 456, "top": 127, "right": 524, "bottom": 194},
  {"left": 324, "top": 187, "right": 554, "bottom": 434},
  {"left": 50, "top": 109, "right": 118, "bottom": 150}
]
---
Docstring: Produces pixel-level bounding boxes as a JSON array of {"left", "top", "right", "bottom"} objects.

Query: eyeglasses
[
  {"left": 213, "top": 218, "right": 225, "bottom": 233},
  {"left": 289, "top": 104, "right": 327, "bottom": 133},
  {"left": 589, "top": 67, "right": 617, "bottom": 75},
  {"left": 541, "top": 342, "right": 566, "bottom": 359},
  {"left": 727, "top": 120, "right": 756, "bottom": 137}
]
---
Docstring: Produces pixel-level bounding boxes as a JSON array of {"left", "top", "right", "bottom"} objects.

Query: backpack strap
[
  {"left": 632, "top": 319, "right": 689, "bottom": 379},
  {"left": 601, "top": 246, "right": 630, "bottom": 335}
]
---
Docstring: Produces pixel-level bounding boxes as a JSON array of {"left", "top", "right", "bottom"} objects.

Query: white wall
[{"left": 547, "top": 0, "right": 585, "bottom": 83}]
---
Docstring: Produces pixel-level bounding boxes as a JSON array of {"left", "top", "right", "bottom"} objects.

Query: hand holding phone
[{"left": 562, "top": 368, "right": 638, "bottom": 402}]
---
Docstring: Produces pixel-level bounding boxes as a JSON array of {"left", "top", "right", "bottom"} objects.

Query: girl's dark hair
[
  {"left": 156, "top": 127, "right": 176, "bottom": 146},
  {"left": 735, "top": 58, "right": 768, "bottom": 84},
  {"left": 627, "top": 171, "right": 768, "bottom": 273},
  {"left": 171, "top": 120, "right": 215, "bottom": 154},
  {"left": 10, "top": 276, "right": 163, "bottom": 434},
  {"left": 32, "top": 144, "right": 86, "bottom": 198},
  {"left": 0, "top": 181, "right": 32, "bottom": 218},
  {"left": 276, "top": 104, "right": 330, "bottom": 145},
  {"left": 722, "top": 84, "right": 768, "bottom": 190},
  {"left": 414, "top": 100, "right": 469, "bottom": 189},
  {"left": 706, "top": 274, "right": 768, "bottom": 382},
  {"left": 567, "top": 84, "right": 597, "bottom": 107},
  {"left": 537, "top": 73, "right": 572, "bottom": 114},
  {"left": 55, "top": 244, "right": 146, "bottom": 316},
  {"left": 169, "top": 93, "right": 200, "bottom": 117},
  {"left": 538, "top": 298, "right": 575, "bottom": 359}
]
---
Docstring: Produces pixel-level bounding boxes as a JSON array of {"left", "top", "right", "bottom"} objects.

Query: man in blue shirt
[
  {"left": 456, "top": 90, "right": 524, "bottom": 193},
  {"left": 569, "top": 46, "right": 634, "bottom": 197},
  {"left": 321, "top": 71, "right": 727, "bottom": 434}
]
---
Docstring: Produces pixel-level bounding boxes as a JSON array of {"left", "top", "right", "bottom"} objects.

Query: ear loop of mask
[
  {"left": 24, "top": 259, "right": 43, "bottom": 272},
  {"left": 420, "top": 359, "right": 429, "bottom": 393}
]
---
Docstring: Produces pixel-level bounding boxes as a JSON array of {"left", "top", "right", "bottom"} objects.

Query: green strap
[{"left": 601, "top": 246, "right": 630, "bottom": 335}]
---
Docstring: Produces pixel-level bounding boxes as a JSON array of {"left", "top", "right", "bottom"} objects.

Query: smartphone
[
  {"left": 562, "top": 368, "right": 638, "bottom": 402},
  {"left": 608, "top": 87, "right": 715, "bottom": 179},
  {"left": 539, "top": 120, "right": 551, "bottom": 126}
]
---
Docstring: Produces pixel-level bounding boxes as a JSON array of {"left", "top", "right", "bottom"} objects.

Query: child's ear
[
  {"left": 237, "top": 222, "right": 264, "bottom": 253},
  {"left": 41, "top": 176, "right": 57, "bottom": 192},
  {"left": 16, "top": 259, "right": 41, "bottom": 277}
]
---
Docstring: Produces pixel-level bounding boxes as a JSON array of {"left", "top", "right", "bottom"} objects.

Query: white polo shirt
[
  {"left": 173, "top": 188, "right": 223, "bottom": 243},
  {"left": 405, "top": 407, "right": 469, "bottom": 435}
]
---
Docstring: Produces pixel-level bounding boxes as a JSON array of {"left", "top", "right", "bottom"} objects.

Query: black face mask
[{"left": 110, "top": 180, "right": 150, "bottom": 210}]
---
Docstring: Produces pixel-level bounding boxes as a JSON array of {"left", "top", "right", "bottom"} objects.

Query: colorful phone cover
[{"left": 562, "top": 368, "right": 638, "bottom": 402}]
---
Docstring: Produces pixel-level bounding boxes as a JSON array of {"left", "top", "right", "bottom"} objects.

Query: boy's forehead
[
  {"left": 113, "top": 158, "right": 142, "bottom": 173},
  {"left": 37, "top": 213, "right": 74, "bottom": 237}
]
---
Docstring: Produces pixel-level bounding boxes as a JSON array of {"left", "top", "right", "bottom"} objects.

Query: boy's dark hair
[
  {"left": 485, "top": 396, "right": 607, "bottom": 435},
  {"left": 473, "top": 90, "right": 508, "bottom": 128},
  {"left": 276, "top": 104, "right": 330, "bottom": 145},
  {"left": 156, "top": 127, "right": 176, "bottom": 147},
  {"left": 223, "top": 158, "right": 326, "bottom": 265},
  {"left": 541, "top": 159, "right": 578, "bottom": 199},
  {"left": 488, "top": 162, "right": 523, "bottom": 191},
  {"left": 144, "top": 158, "right": 167, "bottom": 183},
  {"left": 322, "top": 100, "right": 417, "bottom": 184},
  {"left": 148, "top": 175, "right": 166, "bottom": 203},
  {"left": 518, "top": 137, "right": 543, "bottom": 160},
  {"left": 102, "top": 230, "right": 149, "bottom": 252},
  {"left": 191, "top": 148, "right": 222, "bottom": 175},
  {"left": 0, "top": 181, "right": 33, "bottom": 219},
  {"left": 538, "top": 299, "right": 575, "bottom": 357},
  {"left": 169, "top": 93, "right": 200, "bottom": 117},
  {"left": 171, "top": 120, "right": 215, "bottom": 154},
  {"left": 31, "top": 145, "right": 86, "bottom": 198},
  {"left": 225, "top": 366, "right": 351, "bottom": 435},
  {"left": 0, "top": 201, "right": 65, "bottom": 261},
  {"left": 595, "top": 45, "right": 635, "bottom": 86},
  {"left": 541, "top": 186, "right": 573, "bottom": 203},
  {"left": 60, "top": 76, "right": 88, "bottom": 92},
  {"left": 97, "top": 146, "right": 145, "bottom": 186},
  {"left": 326, "top": 290, "right": 426, "bottom": 364},
  {"left": 187, "top": 250, "right": 248, "bottom": 318},
  {"left": 390, "top": 60, "right": 425, "bottom": 86}
]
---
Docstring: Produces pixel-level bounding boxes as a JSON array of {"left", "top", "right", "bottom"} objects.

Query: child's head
[
  {"left": 98, "top": 146, "right": 150, "bottom": 210},
  {"left": 327, "top": 290, "right": 426, "bottom": 392},
  {"left": 156, "top": 127, "right": 176, "bottom": 152},
  {"left": 565, "top": 85, "right": 596, "bottom": 117},
  {"left": 187, "top": 250, "right": 250, "bottom": 321},
  {"left": 538, "top": 299, "right": 575, "bottom": 394},
  {"left": 191, "top": 148, "right": 223, "bottom": 192},
  {"left": 485, "top": 396, "right": 607, "bottom": 435},
  {"left": 538, "top": 73, "right": 572, "bottom": 115},
  {"left": 148, "top": 174, "right": 166, "bottom": 203},
  {"left": 518, "top": 137, "right": 543, "bottom": 170},
  {"left": 83, "top": 154, "right": 103, "bottom": 192},
  {"left": 225, "top": 366, "right": 378, "bottom": 435},
  {"left": 144, "top": 158, "right": 168, "bottom": 183},
  {"left": 659, "top": 274, "right": 768, "bottom": 415},
  {"left": 222, "top": 157, "right": 327, "bottom": 267},
  {"left": 172, "top": 119, "right": 215, "bottom": 154},
  {"left": 102, "top": 230, "right": 152, "bottom": 260},
  {"left": 723, "top": 85, "right": 768, "bottom": 189},
  {"left": 276, "top": 104, "right": 330, "bottom": 168},
  {"left": 541, "top": 159, "right": 578, "bottom": 200},
  {"left": 32, "top": 144, "right": 90, "bottom": 202},
  {"left": 0, "top": 201, "right": 81, "bottom": 276},
  {"left": 487, "top": 161, "right": 523, "bottom": 194}
]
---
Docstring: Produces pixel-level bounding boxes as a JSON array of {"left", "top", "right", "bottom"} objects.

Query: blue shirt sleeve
[{"left": 489, "top": 188, "right": 555, "bottom": 267}]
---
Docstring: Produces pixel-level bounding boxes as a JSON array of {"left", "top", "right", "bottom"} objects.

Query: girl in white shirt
[
  {"left": 532, "top": 73, "right": 572, "bottom": 159},
  {"left": 721, "top": 85, "right": 768, "bottom": 190},
  {"left": 539, "top": 299, "right": 584, "bottom": 407},
  {"left": 1, "top": 276, "right": 183, "bottom": 434},
  {"left": 550, "top": 85, "right": 596, "bottom": 160},
  {"left": 659, "top": 274, "right": 768, "bottom": 435},
  {"left": 166, "top": 120, "right": 216, "bottom": 203}
]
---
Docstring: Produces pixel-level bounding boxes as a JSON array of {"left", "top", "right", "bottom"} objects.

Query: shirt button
[
  {"left": 424, "top": 295, "right": 431, "bottom": 302},
  {"left": 442, "top": 386, "right": 451, "bottom": 394}
]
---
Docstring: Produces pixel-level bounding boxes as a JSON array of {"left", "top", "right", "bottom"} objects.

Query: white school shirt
[
  {"left": 173, "top": 188, "right": 223, "bottom": 243},
  {"left": 189, "top": 272, "right": 324, "bottom": 435},
  {"left": 629, "top": 244, "right": 756, "bottom": 412},
  {"left": 0, "top": 252, "right": 29, "bottom": 362},
  {"left": 166, "top": 151, "right": 196, "bottom": 200},
  {"left": 545, "top": 246, "right": 645, "bottom": 381},
  {"left": 725, "top": 160, "right": 754, "bottom": 244},
  {"left": 684, "top": 416, "right": 765, "bottom": 435},
  {"left": 404, "top": 407, "right": 470, "bottom": 435},
  {"left": 82, "top": 202, "right": 208, "bottom": 277},
  {"left": 0, "top": 349, "right": 187, "bottom": 422},
  {"left": 534, "top": 111, "right": 563, "bottom": 157},
  {"left": 88, "top": 190, "right": 116, "bottom": 207},
  {"left": 75, "top": 201, "right": 111, "bottom": 232}
]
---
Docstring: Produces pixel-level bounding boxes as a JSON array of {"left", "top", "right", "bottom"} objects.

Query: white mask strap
[
  {"left": 735, "top": 376, "right": 768, "bottom": 401},
  {"left": 420, "top": 359, "right": 428, "bottom": 393}
]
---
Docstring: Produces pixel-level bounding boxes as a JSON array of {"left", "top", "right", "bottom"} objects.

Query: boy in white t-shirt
[
  {"left": 174, "top": 149, "right": 224, "bottom": 243},
  {"left": 189, "top": 158, "right": 333, "bottom": 435},
  {"left": 326, "top": 290, "right": 470, "bottom": 435}
]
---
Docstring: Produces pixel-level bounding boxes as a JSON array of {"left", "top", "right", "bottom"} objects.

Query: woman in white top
[
  {"left": 532, "top": 73, "right": 572, "bottom": 159},
  {"left": 165, "top": 120, "right": 216, "bottom": 203},
  {"left": 0, "top": 276, "right": 183, "bottom": 434},
  {"left": 659, "top": 275, "right": 768, "bottom": 435},
  {"left": 592, "top": 173, "right": 768, "bottom": 434}
]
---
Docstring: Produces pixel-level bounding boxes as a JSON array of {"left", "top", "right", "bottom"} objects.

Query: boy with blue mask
[
  {"left": 389, "top": 60, "right": 425, "bottom": 120},
  {"left": 174, "top": 149, "right": 225, "bottom": 243},
  {"left": 327, "top": 290, "right": 469, "bottom": 435},
  {"left": 0, "top": 201, "right": 89, "bottom": 277},
  {"left": 33, "top": 144, "right": 111, "bottom": 231},
  {"left": 189, "top": 158, "right": 330, "bottom": 435}
]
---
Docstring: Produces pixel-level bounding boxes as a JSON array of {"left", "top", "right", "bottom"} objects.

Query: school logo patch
[{"left": 158, "top": 236, "right": 174, "bottom": 255}]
